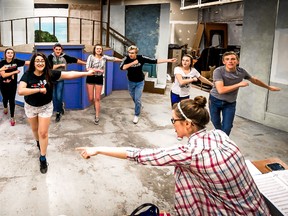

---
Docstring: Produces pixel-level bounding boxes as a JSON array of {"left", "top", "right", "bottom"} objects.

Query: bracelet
[{"left": 39, "top": 88, "right": 41, "bottom": 93}]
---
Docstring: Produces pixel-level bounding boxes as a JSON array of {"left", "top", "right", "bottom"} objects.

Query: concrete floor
[{"left": 0, "top": 86, "right": 287, "bottom": 216}]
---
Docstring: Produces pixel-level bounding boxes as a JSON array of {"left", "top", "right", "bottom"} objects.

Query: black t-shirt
[
  {"left": 20, "top": 70, "right": 61, "bottom": 107},
  {"left": 0, "top": 59, "right": 25, "bottom": 84},
  {"left": 120, "top": 55, "right": 157, "bottom": 82}
]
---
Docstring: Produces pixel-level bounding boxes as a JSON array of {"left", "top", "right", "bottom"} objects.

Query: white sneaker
[{"left": 133, "top": 116, "right": 139, "bottom": 124}]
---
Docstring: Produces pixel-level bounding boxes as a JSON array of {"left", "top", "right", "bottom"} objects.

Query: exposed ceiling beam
[{"left": 180, "top": 0, "right": 243, "bottom": 10}]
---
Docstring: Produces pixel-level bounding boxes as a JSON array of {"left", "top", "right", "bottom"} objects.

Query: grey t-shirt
[{"left": 210, "top": 66, "right": 252, "bottom": 103}]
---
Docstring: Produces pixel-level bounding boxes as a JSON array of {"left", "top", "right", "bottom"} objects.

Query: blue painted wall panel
[
  {"left": 112, "top": 65, "right": 128, "bottom": 91},
  {"left": 34, "top": 44, "right": 87, "bottom": 109}
]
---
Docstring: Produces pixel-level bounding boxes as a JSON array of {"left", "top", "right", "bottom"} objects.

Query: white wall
[
  {"left": 0, "top": 0, "right": 34, "bottom": 46},
  {"left": 270, "top": 28, "right": 288, "bottom": 85},
  {"left": 156, "top": 4, "right": 170, "bottom": 85},
  {"left": 103, "top": 5, "right": 125, "bottom": 54}
]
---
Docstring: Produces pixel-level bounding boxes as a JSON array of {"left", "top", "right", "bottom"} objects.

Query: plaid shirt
[{"left": 127, "top": 129, "right": 270, "bottom": 216}]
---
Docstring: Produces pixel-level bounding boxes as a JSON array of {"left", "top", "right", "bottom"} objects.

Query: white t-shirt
[{"left": 171, "top": 66, "right": 201, "bottom": 97}]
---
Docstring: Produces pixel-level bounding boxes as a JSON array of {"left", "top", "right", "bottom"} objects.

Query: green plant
[{"left": 35, "top": 30, "right": 58, "bottom": 42}]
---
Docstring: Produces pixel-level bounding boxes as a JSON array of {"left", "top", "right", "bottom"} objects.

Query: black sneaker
[
  {"left": 94, "top": 117, "right": 99, "bottom": 125},
  {"left": 56, "top": 112, "right": 61, "bottom": 122},
  {"left": 39, "top": 158, "right": 48, "bottom": 174}
]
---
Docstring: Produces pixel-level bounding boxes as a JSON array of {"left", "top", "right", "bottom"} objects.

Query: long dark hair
[
  {"left": 4, "top": 48, "right": 15, "bottom": 62},
  {"left": 27, "top": 52, "right": 53, "bottom": 86}
]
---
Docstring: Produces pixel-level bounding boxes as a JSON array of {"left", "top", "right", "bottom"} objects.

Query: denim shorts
[{"left": 24, "top": 101, "right": 53, "bottom": 118}]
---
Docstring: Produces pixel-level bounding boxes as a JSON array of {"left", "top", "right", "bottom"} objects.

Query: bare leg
[
  {"left": 37, "top": 116, "right": 51, "bottom": 156},
  {"left": 87, "top": 83, "right": 95, "bottom": 109},
  {"left": 95, "top": 85, "right": 103, "bottom": 118},
  {"left": 27, "top": 116, "right": 39, "bottom": 142}
]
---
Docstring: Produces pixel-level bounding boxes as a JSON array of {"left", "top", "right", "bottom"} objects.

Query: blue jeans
[
  {"left": 128, "top": 80, "right": 144, "bottom": 116},
  {"left": 53, "top": 80, "right": 64, "bottom": 113},
  {"left": 209, "top": 95, "right": 236, "bottom": 136}
]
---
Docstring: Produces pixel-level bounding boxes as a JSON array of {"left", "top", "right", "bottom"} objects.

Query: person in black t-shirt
[
  {"left": 120, "top": 45, "right": 177, "bottom": 124},
  {"left": 18, "top": 52, "right": 98, "bottom": 174},
  {"left": 0, "top": 48, "right": 30, "bottom": 126},
  {"left": 48, "top": 43, "right": 86, "bottom": 122}
]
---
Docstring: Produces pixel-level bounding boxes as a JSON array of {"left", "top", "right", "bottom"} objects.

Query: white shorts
[{"left": 24, "top": 102, "right": 53, "bottom": 118}]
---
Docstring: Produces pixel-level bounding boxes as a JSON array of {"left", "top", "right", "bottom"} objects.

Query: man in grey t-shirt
[{"left": 209, "top": 51, "right": 280, "bottom": 136}]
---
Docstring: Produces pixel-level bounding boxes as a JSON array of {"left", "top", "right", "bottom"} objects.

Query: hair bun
[{"left": 193, "top": 96, "right": 207, "bottom": 108}]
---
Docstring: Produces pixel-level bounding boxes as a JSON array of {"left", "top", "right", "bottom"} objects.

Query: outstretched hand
[
  {"left": 170, "top": 58, "right": 177, "bottom": 63},
  {"left": 75, "top": 147, "right": 98, "bottom": 159},
  {"left": 268, "top": 86, "right": 281, "bottom": 91}
]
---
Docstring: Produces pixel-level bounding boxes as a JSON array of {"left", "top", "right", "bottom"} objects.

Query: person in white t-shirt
[{"left": 170, "top": 54, "right": 213, "bottom": 107}]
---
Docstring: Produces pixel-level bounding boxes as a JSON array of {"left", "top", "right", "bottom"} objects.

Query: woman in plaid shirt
[{"left": 76, "top": 96, "right": 269, "bottom": 215}]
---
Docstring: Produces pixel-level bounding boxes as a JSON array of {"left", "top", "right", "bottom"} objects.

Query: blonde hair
[{"left": 127, "top": 45, "right": 139, "bottom": 53}]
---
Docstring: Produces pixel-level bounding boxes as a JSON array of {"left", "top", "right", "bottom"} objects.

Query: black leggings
[{"left": 0, "top": 82, "right": 17, "bottom": 118}]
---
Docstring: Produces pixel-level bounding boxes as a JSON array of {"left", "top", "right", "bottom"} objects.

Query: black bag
[{"left": 130, "top": 203, "right": 159, "bottom": 216}]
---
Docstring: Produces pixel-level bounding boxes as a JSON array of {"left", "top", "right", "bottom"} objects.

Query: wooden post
[
  {"left": 100, "top": 0, "right": 103, "bottom": 45},
  {"left": 11, "top": 20, "right": 14, "bottom": 46},
  {"left": 53, "top": 17, "right": 56, "bottom": 37},
  {"left": 105, "top": 0, "right": 110, "bottom": 47},
  {"left": 25, "top": 18, "right": 28, "bottom": 44},
  {"left": 92, "top": 20, "right": 95, "bottom": 45},
  {"left": 67, "top": 17, "right": 69, "bottom": 42},
  {"left": 80, "top": 18, "right": 82, "bottom": 44}
]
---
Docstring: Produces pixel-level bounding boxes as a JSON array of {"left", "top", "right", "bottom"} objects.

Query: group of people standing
[
  {"left": 0, "top": 43, "right": 282, "bottom": 215},
  {"left": 77, "top": 49, "right": 281, "bottom": 215},
  {"left": 170, "top": 51, "right": 280, "bottom": 136},
  {"left": 0, "top": 43, "right": 176, "bottom": 174}
]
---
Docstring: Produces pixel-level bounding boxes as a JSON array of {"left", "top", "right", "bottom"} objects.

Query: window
[{"left": 34, "top": 4, "right": 68, "bottom": 42}]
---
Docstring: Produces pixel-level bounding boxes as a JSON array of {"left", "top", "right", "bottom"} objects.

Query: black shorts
[{"left": 86, "top": 75, "right": 104, "bottom": 85}]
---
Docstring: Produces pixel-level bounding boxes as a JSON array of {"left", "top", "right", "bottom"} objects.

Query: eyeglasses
[
  {"left": 35, "top": 60, "right": 45, "bottom": 64},
  {"left": 128, "top": 52, "right": 136, "bottom": 54},
  {"left": 171, "top": 118, "right": 185, "bottom": 124}
]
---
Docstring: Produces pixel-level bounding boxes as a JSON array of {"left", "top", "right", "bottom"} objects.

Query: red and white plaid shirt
[{"left": 127, "top": 129, "right": 270, "bottom": 216}]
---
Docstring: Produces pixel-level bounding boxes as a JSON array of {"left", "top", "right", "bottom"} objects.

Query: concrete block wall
[
  {"left": 0, "top": 0, "right": 34, "bottom": 46},
  {"left": 237, "top": 0, "right": 288, "bottom": 132}
]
